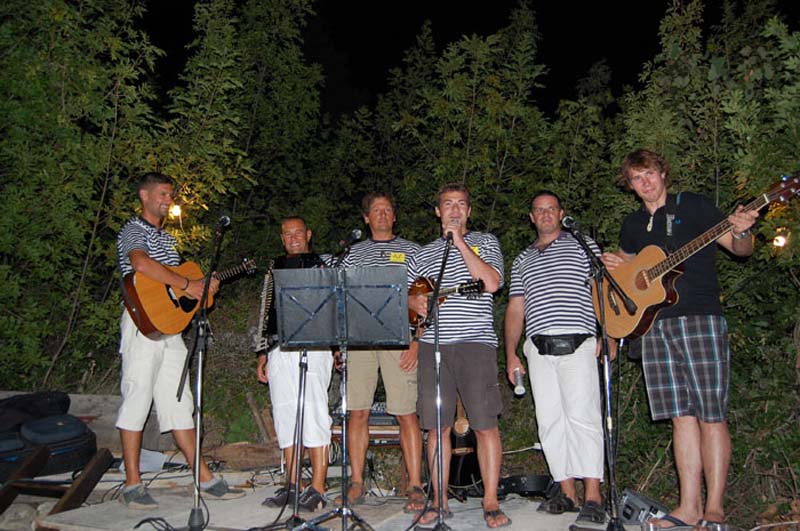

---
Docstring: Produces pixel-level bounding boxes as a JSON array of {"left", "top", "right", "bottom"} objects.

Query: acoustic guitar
[
  {"left": 122, "top": 258, "right": 256, "bottom": 339},
  {"left": 594, "top": 174, "right": 799, "bottom": 339},
  {"left": 408, "top": 276, "right": 484, "bottom": 326}
]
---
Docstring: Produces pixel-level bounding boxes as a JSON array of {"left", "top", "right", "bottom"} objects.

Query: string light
[
  {"left": 169, "top": 203, "right": 183, "bottom": 231},
  {"left": 772, "top": 228, "right": 788, "bottom": 248}
]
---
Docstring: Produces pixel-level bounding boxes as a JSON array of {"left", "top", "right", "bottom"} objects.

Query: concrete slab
[{"left": 39, "top": 482, "right": 636, "bottom": 531}]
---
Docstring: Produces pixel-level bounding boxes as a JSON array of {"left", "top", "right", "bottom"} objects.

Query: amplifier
[{"left": 618, "top": 488, "right": 670, "bottom": 524}]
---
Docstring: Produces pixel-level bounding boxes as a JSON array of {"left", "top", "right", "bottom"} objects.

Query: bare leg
[
  {"left": 475, "top": 427, "right": 509, "bottom": 528},
  {"left": 397, "top": 412, "right": 423, "bottom": 488},
  {"left": 173, "top": 428, "right": 213, "bottom": 483},
  {"left": 584, "top": 478, "right": 602, "bottom": 504},
  {"left": 652, "top": 416, "right": 703, "bottom": 527},
  {"left": 419, "top": 426, "right": 451, "bottom": 524},
  {"left": 308, "top": 445, "right": 329, "bottom": 494},
  {"left": 283, "top": 446, "right": 301, "bottom": 488},
  {"left": 120, "top": 429, "right": 143, "bottom": 487},
  {"left": 559, "top": 478, "right": 578, "bottom": 505},
  {"left": 344, "top": 409, "right": 370, "bottom": 498},
  {"left": 699, "top": 420, "right": 730, "bottom": 522}
]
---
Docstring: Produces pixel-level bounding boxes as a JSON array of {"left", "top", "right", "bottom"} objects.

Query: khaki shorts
[{"left": 346, "top": 349, "right": 417, "bottom": 415}]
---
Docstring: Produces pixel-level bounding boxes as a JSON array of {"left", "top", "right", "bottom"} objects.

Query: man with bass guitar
[
  {"left": 116, "top": 172, "right": 243, "bottom": 508},
  {"left": 601, "top": 150, "right": 757, "bottom": 528}
]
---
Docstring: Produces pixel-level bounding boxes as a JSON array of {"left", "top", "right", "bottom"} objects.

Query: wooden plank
[
  {"left": 0, "top": 446, "right": 49, "bottom": 514},
  {"left": 48, "top": 448, "right": 113, "bottom": 514}
]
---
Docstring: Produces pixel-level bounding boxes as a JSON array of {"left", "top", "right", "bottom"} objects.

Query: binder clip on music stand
[{"left": 272, "top": 267, "right": 410, "bottom": 531}]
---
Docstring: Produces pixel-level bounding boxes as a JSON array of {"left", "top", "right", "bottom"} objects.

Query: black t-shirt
[{"left": 619, "top": 192, "right": 725, "bottom": 318}]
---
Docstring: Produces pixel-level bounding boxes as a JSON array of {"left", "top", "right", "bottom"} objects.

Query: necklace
[{"left": 646, "top": 214, "right": 654, "bottom": 233}]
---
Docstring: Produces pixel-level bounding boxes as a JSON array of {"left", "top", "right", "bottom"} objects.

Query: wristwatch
[{"left": 732, "top": 228, "right": 751, "bottom": 240}]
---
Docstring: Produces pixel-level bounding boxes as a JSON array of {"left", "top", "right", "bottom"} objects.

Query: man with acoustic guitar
[
  {"left": 407, "top": 183, "right": 510, "bottom": 528},
  {"left": 336, "top": 192, "right": 425, "bottom": 513},
  {"left": 116, "top": 172, "right": 243, "bottom": 508},
  {"left": 601, "top": 150, "right": 758, "bottom": 527}
]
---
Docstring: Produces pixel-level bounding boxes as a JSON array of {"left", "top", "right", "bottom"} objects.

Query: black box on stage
[
  {"left": 0, "top": 414, "right": 97, "bottom": 482},
  {"left": 618, "top": 488, "right": 670, "bottom": 524}
]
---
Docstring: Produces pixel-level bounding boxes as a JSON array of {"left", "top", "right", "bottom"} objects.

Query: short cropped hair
[
  {"left": 530, "top": 190, "right": 563, "bottom": 210},
  {"left": 137, "top": 172, "right": 173, "bottom": 192},
  {"left": 361, "top": 192, "right": 396, "bottom": 215},
  {"left": 618, "top": 149, "right": 671, "bottom": 189},
  {"left": 436, "top": 182, "right": 470, "bottom": 207},
  {"left": 280, "top": 216, "right": 307, "bottom": 230}
]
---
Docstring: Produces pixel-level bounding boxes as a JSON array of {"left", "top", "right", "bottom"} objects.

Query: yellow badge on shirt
[
  {"left": 389, "top": 252, "right": 406, "bottom": 263},
  {"left": 470, "top": 246, "right": 480, "bottom": 256}
]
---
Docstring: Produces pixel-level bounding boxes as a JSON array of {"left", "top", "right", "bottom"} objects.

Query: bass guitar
[
  {"left": 408, "top": 276, "right": 484, "bottom": 326},
  {"left": 594, "top": 174, "right": 799, "bottom": 339},
  {"left": 122, "top": 258, "right": 257, "bottom": 339}
]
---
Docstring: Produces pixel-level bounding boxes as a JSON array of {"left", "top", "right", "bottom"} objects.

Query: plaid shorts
[{"left": 640, "top": 315, "right": 730, "bottom": 422}]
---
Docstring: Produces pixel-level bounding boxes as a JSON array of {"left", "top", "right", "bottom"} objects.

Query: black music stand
[{"left": 273, "top": 266, "right": 409, "bottom": 531}]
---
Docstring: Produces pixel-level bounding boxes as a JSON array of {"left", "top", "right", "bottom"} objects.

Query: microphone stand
[
  {"left": 417, "top": 234, "right": 453, "bottom": 531},
  {"left": 177, "top": 220, "right": 228, "bottom": 531},
  {"left": 565, "top": 223, "right": 628, "bottom": 531}
]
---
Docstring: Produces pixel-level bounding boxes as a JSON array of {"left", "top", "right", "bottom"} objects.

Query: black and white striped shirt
[
  {"left": 117, "top": 217, "right": 180, "bottom": 277},
  {"left": 407, "top": 231, "right": 504, "bottom": 346},
  {"left": 509, "top": 232, "right": 599, "bottom": 336},
  {"left": 342, "top": 236, "right": 420, "bottom": 268}
]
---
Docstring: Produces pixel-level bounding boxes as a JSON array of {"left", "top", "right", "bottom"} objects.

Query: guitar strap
[{"left": 119, "top": 276, "right": 143, "bottom": 337}]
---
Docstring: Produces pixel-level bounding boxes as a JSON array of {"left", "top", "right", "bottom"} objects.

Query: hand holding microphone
[{"left": 513, "top": 368, "right": 526, "bottom": 396}]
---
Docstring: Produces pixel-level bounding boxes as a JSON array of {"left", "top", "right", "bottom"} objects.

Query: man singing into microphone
[
  {"left": 407, "top": 183, "right": 509, "bottom": 528},
  {"left": 337, "top": 192, "right": 425, "bottom": 512},
  {"left": 504, "top": 191, "right": 608, "bottom": 524}
]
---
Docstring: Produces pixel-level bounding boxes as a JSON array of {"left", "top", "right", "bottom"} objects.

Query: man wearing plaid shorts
[{"left": 602, "top": 150, "right": 758, "bottom": 527}]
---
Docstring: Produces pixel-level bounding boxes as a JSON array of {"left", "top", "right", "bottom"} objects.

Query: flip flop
[
  {"left": 483, "top": 508, "right": 512, "bottom": 528},
  {"left": 537, "top": 491, "right": 579, "bottom": 514},
  {"left": 648, "top": 514, "right": 695, "bottom": 529},
  {"left": 333, "top": 481, "right": 366, "bottom": 507},
  {"left": 403, "top": 486, "right": 427, "bottom": 514},
  {"left": 417, "top": 507, "right": 452, "bottom": 525}
]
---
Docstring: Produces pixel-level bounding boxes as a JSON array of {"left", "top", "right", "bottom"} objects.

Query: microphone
[
  {"left": 338, "top": 229, "right": 362, "bottom": 247},
  {"left": 513, "top": 368, "right": 526, "bottom": 396},
  {"left": 445, "top": 231, "right": 454, "bottom": 243},
  {"left": 217, "top": 215, "right": 231, "bottom": 229},
  {"left": 561, "top": 216, "right": 577, "bottom": 230}
]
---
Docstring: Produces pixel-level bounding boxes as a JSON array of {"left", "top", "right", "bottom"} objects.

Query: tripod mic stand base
[{"left": 259, "top": 514, "right": 307, "bottom": 531}]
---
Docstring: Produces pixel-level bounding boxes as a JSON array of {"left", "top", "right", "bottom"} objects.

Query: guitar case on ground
[{"left": 0, "top": 393, "right": 97, "bottom": 482}]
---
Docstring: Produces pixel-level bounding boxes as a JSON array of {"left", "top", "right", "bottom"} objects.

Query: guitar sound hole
[{"left": 179, "top": 297, "right": 198, "bottom": 313}]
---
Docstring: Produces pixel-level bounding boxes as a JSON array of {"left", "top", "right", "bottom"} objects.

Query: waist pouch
[{"left": 532, "top": 334, "right": 593, "bottom": 356}]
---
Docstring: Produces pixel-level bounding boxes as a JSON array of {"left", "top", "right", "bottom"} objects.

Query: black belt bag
[{"left": 532, "top": 334, "right": 593, "bottom": 356}]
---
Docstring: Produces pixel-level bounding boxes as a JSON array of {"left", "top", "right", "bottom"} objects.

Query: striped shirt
[
  {"left": 342, "top": 236, "right": 420, "bottom": 268},
  {"left": 117, "top": 217, "right": 180, "bottom": 277},
  {"left": 407, "top": 231, "right": 504, "bottom": 346},
  {"left": 509, "top": 232, "right": 599, "bottom": 336}
]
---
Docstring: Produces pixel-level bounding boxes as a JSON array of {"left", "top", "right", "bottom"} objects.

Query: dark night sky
[{"left": 143, "top": 1, "right": 800, "bottom": 118}]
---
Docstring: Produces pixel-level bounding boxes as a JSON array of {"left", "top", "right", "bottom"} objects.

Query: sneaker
[
  {"left": 262, "top": 484, "right": 297, "bottom": 507},
  {"left": 297, "top": 486, "right": 328, "bottom": 512},
  {"left": 120, "top": 484, "right": 158, "bottom": 509},
  {"left": 200, "top": 478, "right": 246, "bottom": 500}
]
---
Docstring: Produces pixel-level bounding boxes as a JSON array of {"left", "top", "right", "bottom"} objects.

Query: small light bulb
[
  {"left": 773, "top": 235, "right": 787, "bottom": 247},
  {"left": 169, "top": 204, "right": 182, "bottom": 218}
]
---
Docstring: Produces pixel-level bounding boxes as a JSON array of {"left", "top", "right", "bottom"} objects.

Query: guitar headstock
[
  {"left": 766, "top": 173, "right": 800, "bottom": 205},
  {"left": 241, "top": 257, "right": 258, "bottom": 275},
  {"left": 457, "top": 279, "right": 485, "bottom": 296}
]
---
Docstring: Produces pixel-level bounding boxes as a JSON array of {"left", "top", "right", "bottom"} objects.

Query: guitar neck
[
  {"left": 214, "top": 263, "right": 250, "bottom": 282},
  {"left": 649, "top": 194, "right": 768, "bottom": 279}
]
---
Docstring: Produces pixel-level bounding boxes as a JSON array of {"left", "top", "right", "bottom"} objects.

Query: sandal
[
  {"left": 333, "top": 481, "right": 366, "bottom": 507},
  {"left": 417, "top": 507, "right": 452, "bottom": 525},
  {"left": 483, "top": 508, "right": 512, "bottom": 528},
  {"left": 537, "top": 491, "right": 579, "bottom": 514},
  {"left": 403, "top": 485, "right": 427, "bottom": 514},
  {"left": 576, "top": 500, "right": 607, "bottom": 524}
]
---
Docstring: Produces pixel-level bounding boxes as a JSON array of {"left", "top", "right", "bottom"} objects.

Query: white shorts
[
  {"left": 116, "top": 311, "right": 195, "bottom": 433},
  {"left": 268, "top": 346, "right": 333, "bottom": 449}
]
